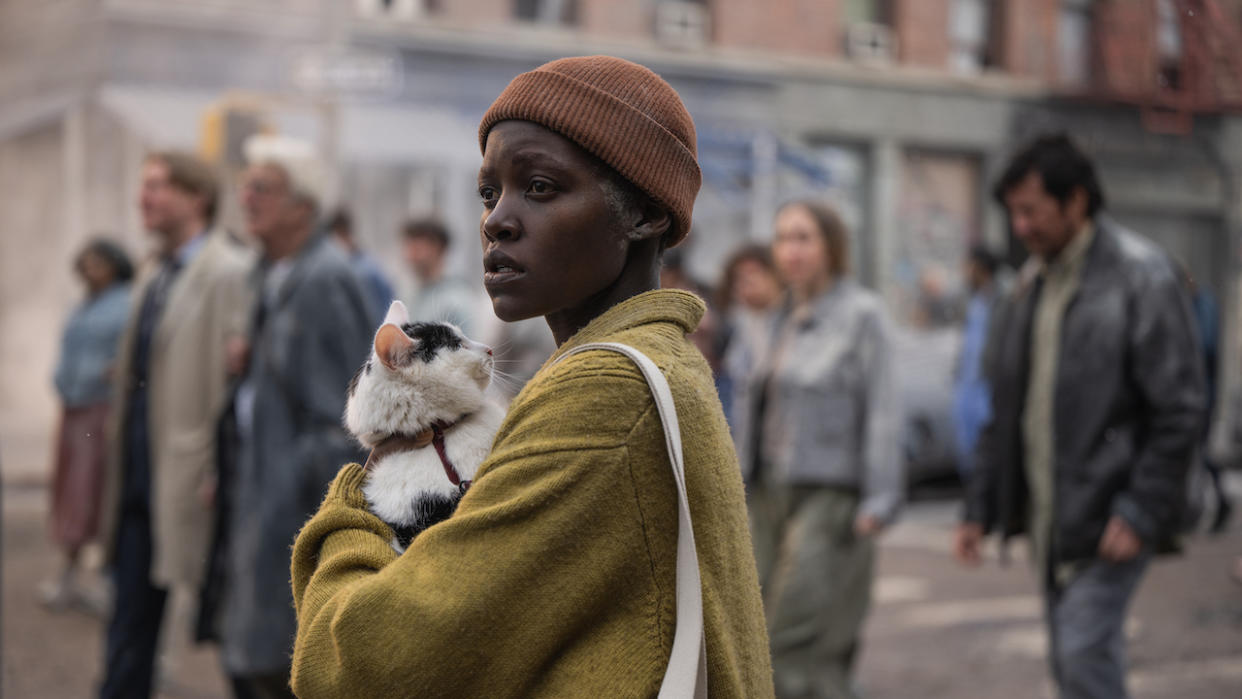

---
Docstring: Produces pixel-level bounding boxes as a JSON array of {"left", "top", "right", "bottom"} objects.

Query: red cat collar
[{"left": 364, "top": 419, "right": 470, "bottom": 493}]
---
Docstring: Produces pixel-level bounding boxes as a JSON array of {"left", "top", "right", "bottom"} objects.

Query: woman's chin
[{"left": 488, "top": 297, "right": 540, "bottom": 324}]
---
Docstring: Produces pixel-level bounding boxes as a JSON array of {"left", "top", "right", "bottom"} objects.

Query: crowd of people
[{"left": 40, "top": 53, "right": 1236, "bottom": 699}]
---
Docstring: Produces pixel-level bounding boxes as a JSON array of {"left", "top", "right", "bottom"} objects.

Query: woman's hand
[
  {"left": 226, "top": 335, "right": 250, "bottom": 377},
  {"left": 198, "top": 473, "right": 217, "bottom": 508},
  {"left": 854, "top": 514, "right": 883, "bottom": 537},
  {"left": 953, "top": 522, "right": 984, "bottom": 567}
]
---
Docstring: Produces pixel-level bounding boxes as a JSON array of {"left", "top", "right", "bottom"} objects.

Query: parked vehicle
[{"left": 893, "top": 325, "right": 961, "bottom": 486}]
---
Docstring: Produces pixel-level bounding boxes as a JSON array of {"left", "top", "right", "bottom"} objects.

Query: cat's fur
[{"left": 345, "top": 300, "right": 505, "bottom": 552}]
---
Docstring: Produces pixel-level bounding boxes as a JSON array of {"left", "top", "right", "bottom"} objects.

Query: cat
[{"left": 344, "top": 300, "right": 505, "bottom": 552}]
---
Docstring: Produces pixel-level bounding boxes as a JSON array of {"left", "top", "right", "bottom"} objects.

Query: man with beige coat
[{"left": 98, "top": 151, "right": 252, "bottom": 698}]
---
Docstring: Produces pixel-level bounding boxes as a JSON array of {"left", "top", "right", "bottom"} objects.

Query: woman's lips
[
  {"left": 483, "top": 250, "right": 524, "bottom": 286},
  {"left": 483, "top": 265, "right": 523, "bottom": 285}
]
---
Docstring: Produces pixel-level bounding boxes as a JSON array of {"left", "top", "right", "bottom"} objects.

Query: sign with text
[{"left": 292, "top": 49, "right": 403, "bottom": 95}]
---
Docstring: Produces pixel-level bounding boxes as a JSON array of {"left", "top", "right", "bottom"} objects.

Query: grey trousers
[
  {"left": 750, "top": 485, "right": 874, "bottom": 699},
  {"left": 1045, "top": 553, "right": 1150, "bottom": 699}
]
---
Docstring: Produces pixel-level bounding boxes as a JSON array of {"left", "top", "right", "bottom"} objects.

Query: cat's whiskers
[{"left": 488, "top": 369, "right": 526, "bottom": 394}]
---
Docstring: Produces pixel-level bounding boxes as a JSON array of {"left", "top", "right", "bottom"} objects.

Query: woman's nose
[{"left": 482, "top": 200, "right": 519, "bottom": 244}]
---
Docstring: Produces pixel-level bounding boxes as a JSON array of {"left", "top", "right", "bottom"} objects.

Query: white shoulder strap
[{"left": 554, "top": 342, "right": 708, "bottom": 699}]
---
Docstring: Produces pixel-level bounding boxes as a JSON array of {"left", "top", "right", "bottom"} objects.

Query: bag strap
[{"left": 554, "top": 342, "right": 708, "bottom": 699}]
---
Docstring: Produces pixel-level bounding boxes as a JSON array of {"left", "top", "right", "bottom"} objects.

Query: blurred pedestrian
[
  {"left": 42, "top": 238, "right": 134, "bottom": 612},
  {"left": 661, "top": 246, "right": 722, "bottom": 384},
  {"left": 476, "top": 312, "right": 556, "bottom": 400},
  {"left": 97, "top": 152, "right": 252, "bottom": 699},
  {"left": 289, "top": 55, "right": 773, "bottom": 697},
  {"left": 735, "top": 199, "right": 902, "bottom": 698},
  {"left": 401, "top": 217, "right": 478, "bottom": 334},
  {"left": 716, "top": 244, "right": 781, "bottom": 428},
  {"left": 952, "top": 245, "right": 1001, "bottom": 482},
  {"left": 955, "top": 133, "right": 1204, "bottom": 699},
  {"left": 217, "top": 135, "right": 371, "bottom": 698},
  {"left": 912, "top": 264, "right": 958, "bottom": 328},
  {"left": 1181, "top": 266, "right": 1233, "bottom": 533},
  {"left": 327, "top": 207, "right": 395, "bottom": 327}
]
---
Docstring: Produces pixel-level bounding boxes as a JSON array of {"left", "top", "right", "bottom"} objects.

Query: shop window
[
  {"left": 655, "top": 0, "right": 710, "bottom": 49},
  {"left": 844, "top": 0, "right": 893, "bottom": 25},
  {"left": 948, "top": 0, "right": 993, "bottom": 74},
  {"left": 357, "top": 0, "right": 439, "bottom": 19},
  {"left": 1156, "top": 0, "right": 1183, "bottom": 90},
  {"left": 1058, "top": 0, "right": 1094, "bottom": 86},
  {"left": 844, "top": 0, "right": 895, "bottom": 63}
]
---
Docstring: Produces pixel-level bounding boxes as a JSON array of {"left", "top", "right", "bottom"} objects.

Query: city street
[
  {"left": 3, "top": 480, "right": 1241, "bottom": 698},
  {"left": 5, "top": 2, "right": 1242, "bottom": 698},
  {"left": 856, "top": 487, "right": 1242, "bottom": 698}
]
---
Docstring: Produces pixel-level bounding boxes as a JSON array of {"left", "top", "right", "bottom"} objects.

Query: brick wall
[
  {"left": 1094, "top": 0, "right": 1156, "bottom": 95},
  {"left": 895, "top": 0, "right": 950, "bottom": 68},
  {"left": 579, "top": 0, "right": 652, "bottom": 40},
  {"left": 714, "top": 0, "right": 842, "bottom": 57},
  {"left": 436, "top": 0, "right": 511, "bottom": 28},
  {"left": 998, "top": 0, "right": 1058, "bottom": 82}
]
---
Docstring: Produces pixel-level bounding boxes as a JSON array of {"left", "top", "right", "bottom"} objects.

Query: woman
[
  {"left": 290, "top": 56, "right": 773, "bottom": 697},
  {"left": 716, "top": 244, "right": 782, "bottom": 428},
  {"left": 734, "top": 200, "right": 901, "bottom": 698},
  {"left": 43, "top": 238, "right": 133, "bottom": 610}
]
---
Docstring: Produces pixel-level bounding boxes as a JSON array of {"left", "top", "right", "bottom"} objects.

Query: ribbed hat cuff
[{"left": 479, "top": 70, "right": 700, "bottom": 244}]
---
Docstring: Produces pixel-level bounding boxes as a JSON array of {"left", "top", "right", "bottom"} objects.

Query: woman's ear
[{"left": 629, "top": 198, "right": 672, "bottom": 243}]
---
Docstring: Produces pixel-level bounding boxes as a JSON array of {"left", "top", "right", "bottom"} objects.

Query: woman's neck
[
  {"left": 792, "top": 274, "right": 835, "bottom": 310},
  {"left": 87, "top": 279, "right": 116, "bottom": 298},
  {"left": 545, "top": 238, "right": 662, "bottom": 346}
]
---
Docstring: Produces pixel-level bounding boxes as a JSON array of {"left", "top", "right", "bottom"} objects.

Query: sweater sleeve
[{"left": 290, "top": 369, "right": 666, "bottom": 698}]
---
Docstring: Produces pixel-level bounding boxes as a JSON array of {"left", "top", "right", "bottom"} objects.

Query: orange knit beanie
[{"left": 478, "top": 55, "right": 701, "bottom": 247}]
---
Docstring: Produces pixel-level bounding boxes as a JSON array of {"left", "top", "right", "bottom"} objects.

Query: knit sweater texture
[{"left": 290, "top": 289, "right": 774, "bottom": 698}]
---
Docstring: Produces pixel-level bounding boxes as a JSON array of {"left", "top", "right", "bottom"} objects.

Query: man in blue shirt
[{"left": 952, "top": 245, "right": 1001, "bottom": 482}]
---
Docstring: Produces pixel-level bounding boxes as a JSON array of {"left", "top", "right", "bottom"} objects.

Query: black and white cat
[{"left": 344, "top": 300, "right": 505, "bottom": 552}]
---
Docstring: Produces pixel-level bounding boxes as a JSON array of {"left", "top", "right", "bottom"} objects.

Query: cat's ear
[
  {"left": 375, "top": 323, "right": 416, "bottom": 370},
  {"left": 383, "top": 300, "right": 409, "bottom": 327}
]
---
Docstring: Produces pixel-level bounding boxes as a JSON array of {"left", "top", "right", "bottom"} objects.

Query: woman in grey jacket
[{"left": 735, "top": 199, "right": 902, "bottom": 699}]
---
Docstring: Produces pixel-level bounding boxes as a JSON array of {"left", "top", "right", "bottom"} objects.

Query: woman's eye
[
  {"left": 479, "top": 186, "right": 498, "bottom": 206},
  {"left": 529, "top": 179, "right": 554, "bottom": 195}
]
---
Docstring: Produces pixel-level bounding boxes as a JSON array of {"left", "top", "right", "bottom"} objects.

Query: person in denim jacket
[
  {"left": 44, "top": 239, "right": 133, "bottom": 611},
  {"left": 734, "top": 199, "right": 902, "bottom": 699}
]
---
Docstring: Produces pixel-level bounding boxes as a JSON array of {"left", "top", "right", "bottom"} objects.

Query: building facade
[{"left": 3, "top": 0, "right": 1241, "bottom": 479}]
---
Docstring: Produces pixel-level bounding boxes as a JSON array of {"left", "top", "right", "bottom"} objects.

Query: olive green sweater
[{"left": 290, "top": 289, "right": 774, "bottom": 698}]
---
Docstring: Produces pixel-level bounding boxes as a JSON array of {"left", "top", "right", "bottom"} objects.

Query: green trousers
[{"left": 749, "top": 485, "right": 875, "bottom": 699}]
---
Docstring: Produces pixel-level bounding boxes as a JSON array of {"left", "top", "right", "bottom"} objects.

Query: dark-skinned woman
[{"left": 291, "top": 56, "right": 774, "bottom": 698}]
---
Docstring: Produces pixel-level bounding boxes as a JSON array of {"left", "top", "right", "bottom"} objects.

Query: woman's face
[
  {"left": 733, "top": 258, "right": 781, "bottom": 311},
  {"left": 477, "top": 120, "right": 634, "bottom": 325},
  {"left": 772, "top": 204, "right": 831, "bottom": 292},
  {"left": 78, "top": 251, "right": 115, "bottom": 293}
]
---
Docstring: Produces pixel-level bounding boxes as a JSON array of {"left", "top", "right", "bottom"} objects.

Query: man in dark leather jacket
[{"left": 954, "top": 133, "right": 1205, "bottom": 699}]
